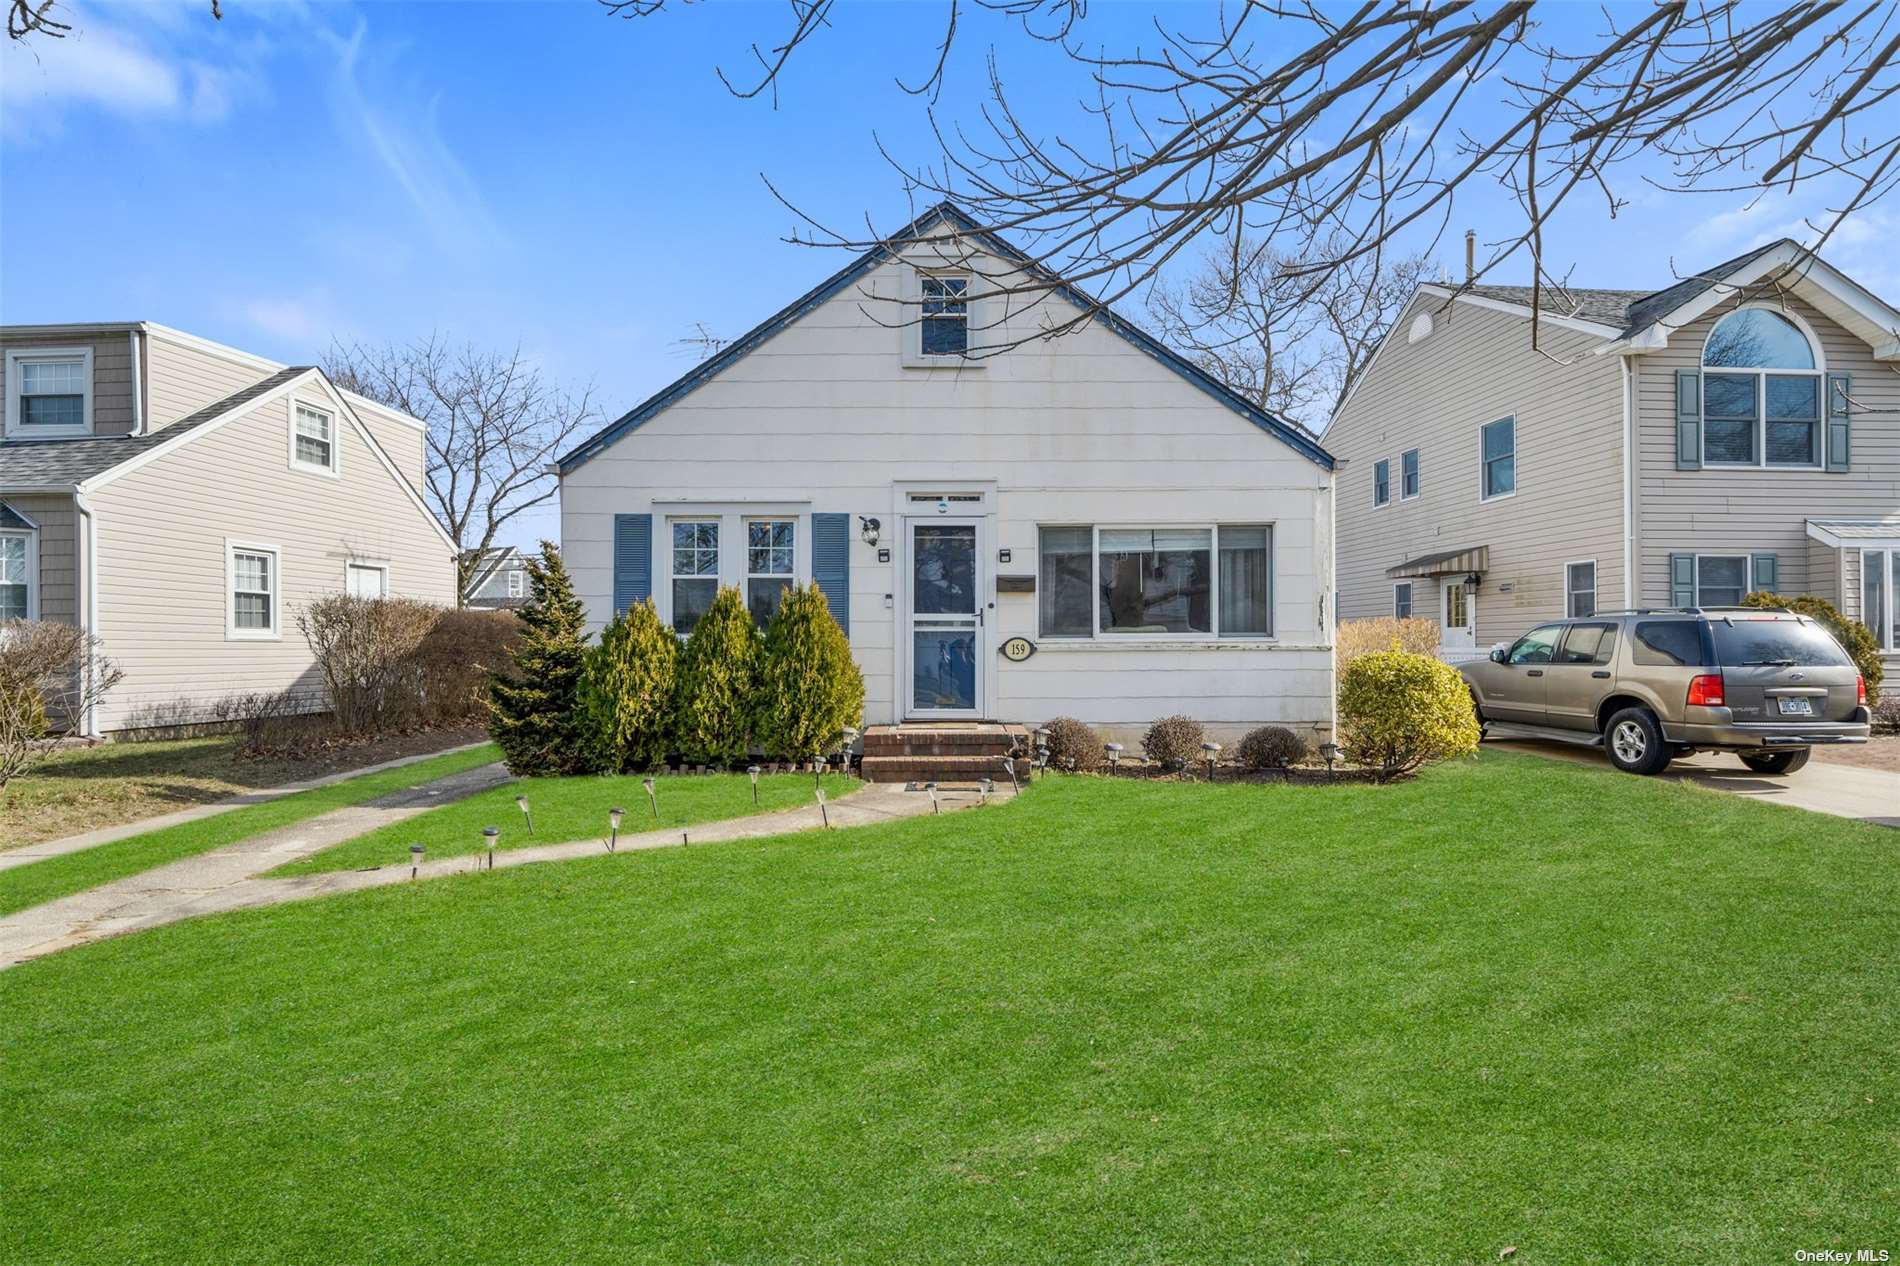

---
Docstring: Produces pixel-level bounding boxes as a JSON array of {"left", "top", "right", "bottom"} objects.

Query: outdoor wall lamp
[
  {"left": 1462, "top": 572, "right": 1482, "bottom": 594},
  {"left": 859, "top": 516, "right": 881, "bottom": 547}
]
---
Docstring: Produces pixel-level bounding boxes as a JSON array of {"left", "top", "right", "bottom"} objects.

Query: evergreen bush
[
  {"left": 1337, "top": 649, "right": 1480, "bottom": 781},
  {"left": 487, "top": 542, "right": 593, "bottom": 776},
  {"left": 756, "top": 583, "right": 864, "bottom": 763},
  {"left": 581, "top": 599, "right": 678, "bottom": 773},
  {"left": 671, "top": 586, "right": 760, "bottom": 766}
]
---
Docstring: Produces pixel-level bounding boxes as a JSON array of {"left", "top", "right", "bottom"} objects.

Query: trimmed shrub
[
  {"left": 1337, "top": 616, "right": 1440, "bottom": 668},
  {"left": 487, "top": 542, "right": 593, "bottom": 776},
  {"left": 410, "top": 608, "right": 520, "bottom": 726},
  {"left": 1743, "top": 590, "right": 1883, "bottom": 704},
  {"left": 1337, "top": 649, "right": 1480, "bottom": 781},
  {"left": 1042, "top": 716, "right": 1104, "bottom": 772},
  {"left": 1237, "top": 724, "right": 1307, "bottom": 770},
  {"left": 671, "top": 586, "right": 760, "bottom": 766},
  {"left": 581, "top": 599, "right": 678, "bottom": 773},
  {"left": 296, "top": 595, "right": 441, "bottom": 734},
  {"left": 1141, "top": 714, "right": 1205, "bottom": 769},
  {"left": 755, "top": 583, "right": 864, "bottom": 763}
]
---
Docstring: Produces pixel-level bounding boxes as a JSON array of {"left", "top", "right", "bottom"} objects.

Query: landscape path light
[
  {"left": 409, "top": 843, "right": 424, "bottom": 880},
  {"left": 979, "top": 776, "right": 993, "bottom": 806},
  {"left": 1202, "top": 741, "right": 1222, "bottom": 782},
  {"left": 482, "top": 827, "right": 499, "bottom": 870},
  {"left": 814, "top": 756, "right": 828, "bottom": 788},
  {"left": 1001, "top": 756, "right": 1018, "bottom": 793},
  {"left": 747, "top": 765, "right": 761, "bottom": 805},
  {"left": 643, "top": 777, "right": 658, "bottom": 819},
  {"left": 608, "top": 807, "right": 624, "bottom": 853},
  {"left": 515, "top": 793, "right": 533, "bottom": 836},
  {"left": 926, "top": 781, "right": 940, "bottom": 814},
  {"left": 1104, "top": 742, "right": 1123, "bottom": 773},
  {"left": 816, "top": 787, "right": 830, "bottom": 828},
  {"left": 1319, "top": 742, "right": 1340, "bottom": 778}
]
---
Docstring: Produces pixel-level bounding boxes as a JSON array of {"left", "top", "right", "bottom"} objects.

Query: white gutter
[
  {"left": 1620, "top": 355, "right": 1634, "bottom": 607},
  {"left": 74, "top": 490, "right": 102, "bottom": 737},
  {"left": 128, "top": 330, "right": 144, "bottom": 435}
]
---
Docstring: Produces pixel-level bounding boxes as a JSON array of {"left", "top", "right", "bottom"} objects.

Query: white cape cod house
[{"left": 558, "top": 204, "right": 1338, "bottom": 751}]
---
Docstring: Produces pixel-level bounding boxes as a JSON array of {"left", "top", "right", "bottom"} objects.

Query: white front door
[
  {"left": 1440, "top": 577, "right": 1476, "bottom": 652},
  {"left": 904, "top": 517, "right": 985, "bottom": 717}
]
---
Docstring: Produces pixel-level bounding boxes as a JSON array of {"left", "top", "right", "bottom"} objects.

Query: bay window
[{"left": 1038, "top": 524, "right": 1272, "bottom": 639}]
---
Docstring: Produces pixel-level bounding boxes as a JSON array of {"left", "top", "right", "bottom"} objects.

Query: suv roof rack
[{"left": 1591, "top": 606, "right": 1791, "bottom": 617}]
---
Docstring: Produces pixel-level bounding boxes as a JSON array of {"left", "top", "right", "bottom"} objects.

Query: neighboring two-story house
[
  {"left": 0, "top": 323, "right": 458, "bottom": 733},
  {"left": 1329, "top": 240, "right": 1900, "bottom": 671},
  {"left": 462, "top": 546, "right": 531, "bottom": 609},
  {"left": 559, "top": 203, "right": 1339, "bottom": 748}
]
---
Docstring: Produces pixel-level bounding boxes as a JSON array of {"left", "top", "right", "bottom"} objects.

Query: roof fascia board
[{"left": 560, "top": 203, "right": 1334, "bottom": 475}]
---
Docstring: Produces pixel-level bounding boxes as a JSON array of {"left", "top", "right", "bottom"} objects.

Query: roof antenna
[{"left": 1464, "top": 230, "right": 1476, "bottom": 283}]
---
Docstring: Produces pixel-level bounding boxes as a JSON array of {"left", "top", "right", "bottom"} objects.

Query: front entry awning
[{"left": 1386, "top": 545, "right": 1489, "bottom": 579}]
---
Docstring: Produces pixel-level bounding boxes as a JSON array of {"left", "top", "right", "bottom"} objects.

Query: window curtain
[{"left": 1218, "top": 527, "right": 1270, "bottom": 635}]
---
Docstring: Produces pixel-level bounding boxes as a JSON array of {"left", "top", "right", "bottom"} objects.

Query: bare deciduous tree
[
  {"left": 326, "top": 338, "right": 600, "bottom": 605},
  {"left": 611, "top": 1, "right": 1900, "bottom": 349},
  {"left": 8, "top": 0, "right": 219, "bottom": 40},
  {"left": 1146, "top": 235, "right": 1429, "bottom": 429}
]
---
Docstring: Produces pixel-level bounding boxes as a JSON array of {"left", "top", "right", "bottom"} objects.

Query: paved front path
[
  {"left": 0, "top": 778, "right": 1001, "bottom": 969},
  {"left": 1489, "top": 739, "right": 1900, "bottom": 827},
  {"left": 0, "top": 741, "right": 493, "bottom": 873}
]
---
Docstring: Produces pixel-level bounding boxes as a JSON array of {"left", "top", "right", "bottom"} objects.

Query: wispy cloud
[{"left": 321, "top": 19, "right": 500, "bottom": 258}]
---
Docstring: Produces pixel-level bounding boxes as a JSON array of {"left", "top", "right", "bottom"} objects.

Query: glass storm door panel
[
  {"left": 1440, "top": 578, "right": 1476, "bottom": 651},
  {"left": 911, "top": 520, "right": 981, "bottom": 714}
]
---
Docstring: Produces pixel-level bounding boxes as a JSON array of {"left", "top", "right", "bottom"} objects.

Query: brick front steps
[{"left": 859, "top": 723, "right": 1030, "bottom": 785}]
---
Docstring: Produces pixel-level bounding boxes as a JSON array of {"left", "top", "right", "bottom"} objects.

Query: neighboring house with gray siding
[
  {"left": 0, "top": 323, "right": 458, "bottom": 733},
  {"left": 559, "top": 203, "right": 1339, "bottom": 745},
  {"left": 462, "top": 546, "right": 530, "bottom": 608},
  {"left": 1329, "top": 240, "right": 1900, "bottom": 673}
]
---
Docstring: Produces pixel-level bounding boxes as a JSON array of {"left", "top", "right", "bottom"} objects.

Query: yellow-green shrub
[
  {"left": 581, "top": 599, "right": 678, "bottom": 773},
  {"left": 671, "top": 586, "right": 760, "bottom": 766},
  {"left": 1337, "top": 649, "right": 1480, "bottom": 781},
  {"left": 755, "top": 583, "right": 863, "bottom": 763}
]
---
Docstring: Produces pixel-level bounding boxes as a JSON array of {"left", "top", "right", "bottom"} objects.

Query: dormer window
[
  {"left": 291, "top": 403, "right": 338, "bottom": 474},
  {"left": 920, "top": 275, "right": 969, "bottom": 356},
  {"left": 5, "top": 348, "right": 93, "bottom": 437}
]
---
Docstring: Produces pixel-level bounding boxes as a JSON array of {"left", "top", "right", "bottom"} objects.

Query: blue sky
[{"left": 4, "top": 1, "right": 1894, "bottom": 550}]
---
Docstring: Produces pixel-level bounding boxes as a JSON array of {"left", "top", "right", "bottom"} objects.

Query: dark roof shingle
[{"left": 0, "top": 366, "right": 312, "bottom": 487}]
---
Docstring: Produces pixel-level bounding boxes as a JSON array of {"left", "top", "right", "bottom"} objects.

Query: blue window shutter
[
  {"left": 1675, "top": 370, "right": 1702, "bottom": 470},
  {"left": 812, "top": 512, "right": 850, "bottom": 635},
  {"left": 1670, "top": 553, "right": 1695, "bottom": 607},
  {"left": 612, "top": 513, "right": 652, "bottom": 615},
  {"left": 1751, "top": 553, "right": 1778, "bottom": 596},
  {"left": 1825, "top": 373, "right": 1851, "bottom": 472}
]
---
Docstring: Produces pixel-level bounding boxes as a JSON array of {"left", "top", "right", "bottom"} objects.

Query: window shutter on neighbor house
[
  {"left": 812, "top": 512, "right": 850, "bottom": 635},
  {"left": 1826, "top": 373, "right": 1852, "bottom": 472},
  {"left": 612, "top": 513, "right": 652, "bottom": 615},
  {"left": 1670, "top": 554, "right": 1695, "bottom": 607},
  {"left": 1751, "top": 553, "right": 1778, "bottom": 595},
  {"left": 1675, "top": 370, "right": 1702, "bottom": 470}
]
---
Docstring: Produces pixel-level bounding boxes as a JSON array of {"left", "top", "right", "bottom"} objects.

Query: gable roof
[
  {"left": 0, "top": 366, "right": 311, "bottom": 487},
  {"left": 461, "top": 545, "right": 524, "bottom": 590},
  {"left": 559, "top": 202, "right": 1334, "bottom": 473}
]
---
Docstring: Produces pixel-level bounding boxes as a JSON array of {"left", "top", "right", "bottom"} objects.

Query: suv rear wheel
[
  {"left": 1605, "top": 706, "right": 1672, "bottom": 776},
  {"left": 1739, "top": 748, "right": 1811, "bottom": 776}
]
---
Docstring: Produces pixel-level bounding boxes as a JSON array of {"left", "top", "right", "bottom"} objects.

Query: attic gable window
[
  {"left": 292, "top": 403, "right": 338, "bottom": 474},
  {"left": 920, "top": 276, "right": 969, "bottom": 356},
  {"left": 5, "top": 347, "right": 93, "bottom": 437}
]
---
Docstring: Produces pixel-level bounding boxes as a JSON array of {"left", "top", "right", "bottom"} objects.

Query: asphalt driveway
[{"left": 1486, "top": 738, "right": 1900, "bottom": 828}]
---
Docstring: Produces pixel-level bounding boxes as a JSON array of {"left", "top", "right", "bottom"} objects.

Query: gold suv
[{"left": 1460, "top": 608, "right": 1872, "bottom": 776}]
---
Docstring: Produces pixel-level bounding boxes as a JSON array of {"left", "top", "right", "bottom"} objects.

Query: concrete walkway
[
  {"left": 0, "top": 740, "right": 493, "bottom": 873},
  {"left": 1488, "top": 738, "right": 1900, "bottom": 827},
  {"left": 0, "top": 778, "right": 1002, "bottom": 969}
]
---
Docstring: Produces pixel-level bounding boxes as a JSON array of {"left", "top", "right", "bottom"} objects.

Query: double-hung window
[
  {"left": 1863, "top": 548, "right": 1900, "bottom": 654},
  {"left": 1393, "top": 581, "right": 1413, "bottom": 619},
  {"left": 1694, "top": 555, "right": 1750, "bottom": 607},
  {"left": 1700, "top": 307, "right": 1823, "bottom": 468},
  {"left": 1372, "top": 460, "right": 1390, "bottom": 507},
  {"left": 1565, "top": 561, "right": 1597, "bottom": 618},
  {"left": 1480, "top": 417, "right": 1515, "bottom": 499},
  {"left": 507, "top": 567, "right": 525, "bottom": 600},
  {"left": 6, "top": 348, "right": 92, "bottom": 436},
  {"left": 228, "top": 543, "right": 279, "bottom": 638},
  {"left": 1401, "top": 449, "right": 1420, "bottom": 499},
  {"left": 1038, "top": 524, "right": 1271, "bottom": 639},
  {"left": 292, "top": 403, "right": 337, "bottom": 473},
  {"left": 0, "top": 530, "right": 33, "bottom": 620},
  {"left": 920, "top": 276, "right": 969, "bottom": 357},
  {"left": 670, "top": 520, "right": 720, "bottom": 634},
  {"left": 746, "top": 519, "right": 795, "bottom": 627}
]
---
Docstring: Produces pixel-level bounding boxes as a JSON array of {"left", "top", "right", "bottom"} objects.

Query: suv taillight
[
  {"left": 1858, "top": 675, "right": 1868, "bottom": 706},
  {"left": 1686, "top": 674, "right": 1725, "bottom": 707}
]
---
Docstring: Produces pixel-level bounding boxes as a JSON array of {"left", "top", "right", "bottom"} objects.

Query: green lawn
[
  {"left": 3, "top": 752, "right": 1895, "bottom": 1263},
  {"left": 0, "top": 745, "right": 501, "bottom": 918},
  {"left": 272, "top": 771, "right": 861, "bottom": 875}
]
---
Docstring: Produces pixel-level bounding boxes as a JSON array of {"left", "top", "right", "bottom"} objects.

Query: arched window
[{"left": 1699, "top": 306, "right": 1824, "bottom": 467}]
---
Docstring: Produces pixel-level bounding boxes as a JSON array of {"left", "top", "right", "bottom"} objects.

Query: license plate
[{"left": 1777, "top": 697, "right": 1814, "bottom": 717}]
